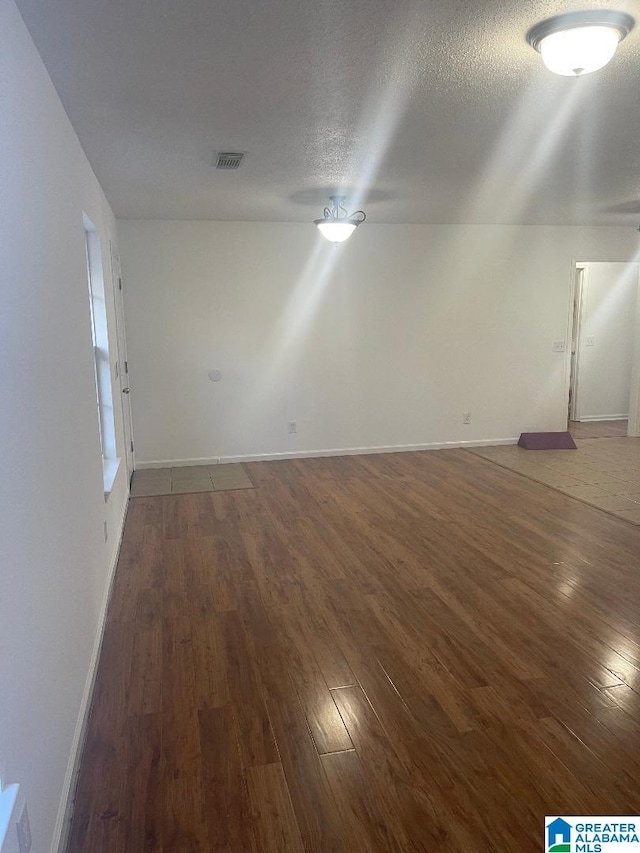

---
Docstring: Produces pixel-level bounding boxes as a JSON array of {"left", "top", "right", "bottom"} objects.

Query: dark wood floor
[{"left": 69, "top": 449, "right": 640, "bottom": 852}]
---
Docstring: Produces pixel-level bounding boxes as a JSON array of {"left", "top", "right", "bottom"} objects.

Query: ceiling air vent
[{"left": 215, "top": 152, "right": 244, "bottom": 170}]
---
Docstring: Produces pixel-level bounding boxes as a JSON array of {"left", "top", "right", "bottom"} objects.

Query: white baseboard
[
  {"left": 577, "top": 414, "right": 628, "bottom": 422},
  {"left": 136, "top": 437, "right": 519, "bottom": 468},
  {"left": 49, "top": 495, "right": 130, "bottom": 853}
]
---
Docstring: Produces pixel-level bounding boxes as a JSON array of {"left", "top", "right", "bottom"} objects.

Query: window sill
[{"left": 103, "top": 457, "right": 121, "bottom": 501}]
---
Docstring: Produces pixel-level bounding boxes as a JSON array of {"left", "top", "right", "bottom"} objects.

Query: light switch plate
[{"left": 552, "top": 341, "right": 567, "bottom": 352}]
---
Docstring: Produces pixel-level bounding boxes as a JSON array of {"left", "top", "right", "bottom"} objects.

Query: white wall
[
  {"left": 118, "top": 220, "right": 639, "bottom": 465},
  {"left": 0, "top": 2, "right": 128, "bottom": 851},
  {"left": 575, "top": 262, "right": 639, "bottom": 420}
]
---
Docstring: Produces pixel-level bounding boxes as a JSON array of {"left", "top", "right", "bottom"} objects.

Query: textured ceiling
[{"left": 14, "top": 0, "right": 640, "bottom": 224}]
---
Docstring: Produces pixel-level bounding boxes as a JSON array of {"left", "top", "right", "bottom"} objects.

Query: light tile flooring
[
  {"left": 470, "top": 435, "right": 640, "bottom": 525},
  {"left": 568, "top": 418, "right": 628, "bottom": 439},
  {"left": 130, "top": 463, "right": 254, "bottom": 497}
]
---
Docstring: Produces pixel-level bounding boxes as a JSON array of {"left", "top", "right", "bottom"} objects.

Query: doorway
[{"left": 568, "top": 261, "right": 640, "bottom": 438}]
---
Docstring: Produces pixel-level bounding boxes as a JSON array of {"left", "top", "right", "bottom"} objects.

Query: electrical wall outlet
[
  {"left": 552, "top": 341, "right": 567, "bottom": 352},
  {"left": 287, "top": 421, "right": 297, "bottom": 434},
  {"left": 585, "top": 335, "right": 595, "bottom": 346},
  {"left": 463, "top": 412, "right": 471, "bottom": 425},
  {"left": 17, "top": 802, "right": 32, "bottom": 853}
]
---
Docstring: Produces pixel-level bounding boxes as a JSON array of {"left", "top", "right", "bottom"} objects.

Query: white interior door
[{"left": 110, "top": 244, "right": 135, "bottom": 477}]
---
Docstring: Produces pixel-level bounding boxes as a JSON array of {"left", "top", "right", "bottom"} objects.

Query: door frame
[
  {"left": 568, "top": 265, "right": 587, "bottom": 422},
  {"left": 628, "top": 267, "right": 640, "bottom": 437},
  {"left": 110, "top": 243, "right": 135, "bottom": 477},
  {"left": 566, "top": 260, "right": 640, "bottom": 437}
]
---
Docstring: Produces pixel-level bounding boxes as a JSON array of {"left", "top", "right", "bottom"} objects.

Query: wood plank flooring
[{"left": 68, "top": 449, "right": 640, "bottom": 852}]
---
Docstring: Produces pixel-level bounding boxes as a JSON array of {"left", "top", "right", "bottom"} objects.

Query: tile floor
[
  {"left": 130, "top": 463, "right": 254, "bottom": 497},
  {"left": 568, "top": 418, "right": 628, "bottom": 439},
  {"left": 470, "top": 435, "right": 640, "bottom": 524}
]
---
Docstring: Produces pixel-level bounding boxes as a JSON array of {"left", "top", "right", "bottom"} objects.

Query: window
[{"left": 84, "top": 214, "right": 118, "bottom": 491}]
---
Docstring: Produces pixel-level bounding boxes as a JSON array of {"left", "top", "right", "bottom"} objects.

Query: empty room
[{"left": 3, "top": 0, "right": 640, "bottom": 850}]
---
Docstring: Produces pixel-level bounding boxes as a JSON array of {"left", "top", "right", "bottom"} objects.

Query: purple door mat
[{"left": 518, "top": 431, "right": 577, "bottom": 450}]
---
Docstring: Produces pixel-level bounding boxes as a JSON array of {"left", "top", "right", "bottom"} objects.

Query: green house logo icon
[{"left": 547, "top": 818, "right": 571, "bottom": 852}]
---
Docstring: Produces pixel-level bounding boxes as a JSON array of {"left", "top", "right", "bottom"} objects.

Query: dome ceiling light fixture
[
  {"left": 527, "top": 9, "right": 634, "bottom": 76},
  {"left": 314, "top": 195, "right": 366, "bottom": 243}
]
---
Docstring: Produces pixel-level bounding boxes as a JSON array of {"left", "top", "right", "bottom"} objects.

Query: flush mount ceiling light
[
  {"left": 314, "top": 196, "right": 366, "bottom": 243},
  {"left": 527, "top": 10, "right": 634, "bottom": 76}
]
